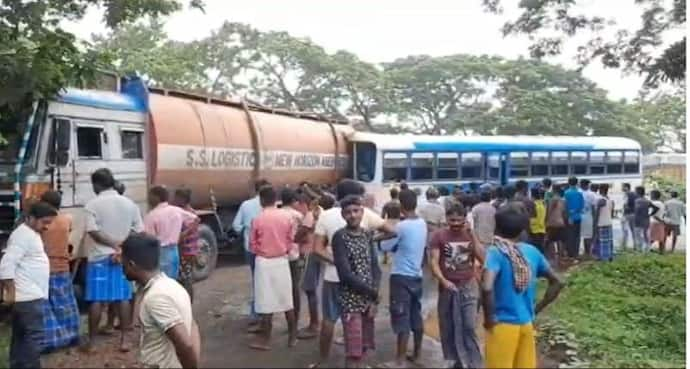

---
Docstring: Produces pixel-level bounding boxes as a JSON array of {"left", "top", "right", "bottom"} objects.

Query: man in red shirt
[{"left": 249, "top": 185, "right": 298, "bottom": 351}]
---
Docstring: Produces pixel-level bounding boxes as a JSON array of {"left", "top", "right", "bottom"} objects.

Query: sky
[{"left": 63, "top": 0, "right": 680, "bottom": 101}]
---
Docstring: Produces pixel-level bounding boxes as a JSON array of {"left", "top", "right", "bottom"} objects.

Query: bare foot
[
  {"left": 249, "top": 341, "right": 271, "bottom": 351},
  {"left": 296, "top": 327, "right": 318, "bottom": 340}
]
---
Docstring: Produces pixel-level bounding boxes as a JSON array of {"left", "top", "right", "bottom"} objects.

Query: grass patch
[{"left": 541, "top": 253, "right": 685, "bottom": 368}]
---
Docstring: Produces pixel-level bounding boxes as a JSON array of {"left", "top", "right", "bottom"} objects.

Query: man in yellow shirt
[{"left": 528, "top": 188, "right": 547, "bottom": 255}]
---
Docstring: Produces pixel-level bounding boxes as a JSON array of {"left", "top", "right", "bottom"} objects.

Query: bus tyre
[{"left": 193, "top": 225, "right": 218, "bottom": 281}]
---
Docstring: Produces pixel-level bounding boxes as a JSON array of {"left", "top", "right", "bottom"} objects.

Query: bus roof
[
  {"left": 348, "top": 132, "right": 642, "bottom": 152},
  {"left": 56, "top": 88, "right": 147, "bottom": 112}
]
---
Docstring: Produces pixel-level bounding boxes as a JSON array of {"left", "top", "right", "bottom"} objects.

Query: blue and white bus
[{"left": 349, "top": 132, "right": 643, "bottom": 212}]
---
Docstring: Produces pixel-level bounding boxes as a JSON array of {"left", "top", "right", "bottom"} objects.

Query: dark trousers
[
  {"left": 10, "top": 299, "right": 45, "bottom": 369},
  {"left": 245, "top": 250, "right": 257, "bottom": 318},
  {"left": 566, "top": 221, "right": 582, "bottom": 258}
]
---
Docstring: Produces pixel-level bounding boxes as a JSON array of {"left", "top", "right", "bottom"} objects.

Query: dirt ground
[{"left": 42, "top": 255, "right": 565, "bottom": 368}]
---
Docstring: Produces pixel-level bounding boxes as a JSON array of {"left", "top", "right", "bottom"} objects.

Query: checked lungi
[
  {"left": 85, "top": 257, "right": 132, "bottom": 302},
  {"left": 593, "top": 226, "right": 614, "bottom": 261},
  {"left": 42, "top": 272, "right": 80, "bottom": 352}
]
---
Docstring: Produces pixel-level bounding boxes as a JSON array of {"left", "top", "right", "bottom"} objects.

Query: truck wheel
[{"left": 193, "top": 225, "right": 218, "bottom": 281}]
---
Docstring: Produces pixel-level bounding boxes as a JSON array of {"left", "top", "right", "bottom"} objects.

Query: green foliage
[
  {"left": 645, "top": 174, "right": 686, "bottom": 202},
  {"left": 544, "top": 254, "right": 685, "bottom": 367}
]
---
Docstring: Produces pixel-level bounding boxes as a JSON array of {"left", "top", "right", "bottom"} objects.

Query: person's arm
[
  {"left": 231, "top": 203, "right": 246, "bottom": 234},
  {"left": 430, "top": 247, "right": 457, "bottom": 292},
  {"left": 131, "top": 203, "right": 144, "bottom": 233},
  {"left": 649, "top": 202, "right": 660, "bottom": 217},
  {"left": 481, "top": 247, "right": 501, "bottom": 330},
  {"left": 370, "top": 237, "right": 382, "bottom": 300},
  {"left": 535, "top": 254, "right": 564, "bottom": 315},
  {"left": 85, "top": 208, "right": 120, "bottom": 248},
  {"left": 0, "top": 237, "right": 27, "bottom": 304},
  {"left": 166, "top": 323, "right": 199, "bottom": 369},
  {"left": 332, "top": 231, "right": 378, "bottom": 299},
  {"left": 312, "top": 234, "right": 333, "bottom": 264}
]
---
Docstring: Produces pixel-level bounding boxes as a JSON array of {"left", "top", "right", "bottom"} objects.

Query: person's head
[
  {"left": 91, "top": 168, "right": 115, "bottom": 194},
  {"left": 580, "top": 179, "right": 591, "bottom": 190},
  {"left": 254, "top": 179, "right": 270, "bottom": 194},
  {"left": 399, "top": 189, "right": 417, "bottom": 213},
  {"left": 400, "top": 182, "right": 409, "bottom": 191},
  {"left": 26, "top": 201, "right": 58, "bottom": 234},
  {"left": 568, "top": 176, "right": 578, "bottom": 187},
  {"left": 480, "top": 190, "right": 491, "bottom": 203},
  {"left": 670, "top": 191, "right": 679, "bottom": 199},
  {"left": 148, "top": 185, "right": 169, "bottom": 208},
  {"left": 504, "top": 185, "right": 516, "bottom": 200},
  {"left": 495, "top": 206, "right": 529, "bottom": 240},
  {"left": 452, "top": 185, "right": 463, "bottom": 199},
  {"left": 622, "top": 183, "right": 631, "bottom": 192},
  {"left": 445, "top": 204, "right": 467, "bottom": 233},
  {"left": 281, "top": 188, "right": 298, "bottom": 208},
  {"left": 121, "top": 233, "right": 160, "bottom": 282},
  {"left": 542, "top": 178, "right": 552, "bottom": 189},
  {"left": 114, "top": 181, "right": 126, "bottom": 195},
  {"left": 494, "top": 186, "right": 505, "bottom": 200},
  {"left": 173, "top": 188, "right": 192, "bottom": 207},
  {"left": 40, "top": 190, "right": 62, "bottom": 210},
  {"left": 336, "top": 179, "right": 365, "bottom": 201},
  {"left": 259, "top": 185, "right": 277, "bottom": 207},
  {"left": 390, "top": 187, "right": 400, "bottom": 200},
  {"left": 650, "top": 189, "right": 661, "bottom": 200},
  {"left": 515, "top": 180, "right": 528, "bottom": 195},
  {"left": 635, "top": 186, "right": 645, "bottom": 197},
  {"left": 426, "top": 186, "right": 440, "bottom": 201},
  {"left": 340, "top": 195, "right": 364, "bottom": 229},
  {"left": 530, "top": 187, "right": 544, "bottom": 200},
  {"left": 590, "top": 183, "right": 600, "bottom": 193},
  {"left": 319, "top": 194, "right": 336, "bottom": 210},
  {"left": 599, "top": 183, "right": 609, "bottom": 196}
]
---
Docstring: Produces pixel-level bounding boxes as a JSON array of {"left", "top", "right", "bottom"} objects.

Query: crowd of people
[{"left": 0, "top": 167, "right": 684, "bottom": 369}]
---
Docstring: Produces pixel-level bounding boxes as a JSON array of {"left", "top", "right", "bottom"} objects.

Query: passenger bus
[{"left": 349, "top": 132, "right": 643, "bottom": 212}]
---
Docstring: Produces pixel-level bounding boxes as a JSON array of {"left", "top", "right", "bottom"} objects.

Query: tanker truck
[{"left": 0, "top": 75, "right": 352, "bottom": 289}]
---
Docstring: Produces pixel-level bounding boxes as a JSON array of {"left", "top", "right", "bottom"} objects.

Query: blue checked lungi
[
  {"left": 85, "top": 257, "right": 132, "bottom": 302},
  {"left": 593, "top": 226, "right": 614, "bottom": 261},
  {"left": 42, "top": 272, "right": 80, "bottom": 352},
  {"left": 160, "top": 245, "right": 180, "bottom": 279}
]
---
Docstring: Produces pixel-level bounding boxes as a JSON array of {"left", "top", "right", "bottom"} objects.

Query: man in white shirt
[
  {"left": 309, "top": 179, "right": 395, "bottom": 368},
  {"left": 83, "top": 168, "right": 144, "bottom": 353},
  {"left": 121, "top": 233, "right": 200, "bottom": 369},
  {"left": 0, "top": 202, "right": 56, "bottom": 368}
]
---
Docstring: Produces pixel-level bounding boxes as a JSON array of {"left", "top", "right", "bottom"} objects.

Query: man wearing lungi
[
  {"left": 481, "top": 206, "right": 564, "bottom": 369},
  {"left": 40, "top": 191, "right": 80, "bottom": 352},
  {"left": 144, "top": 186, "right": 183, "bottom": 279},
  {"left": 592, "top": 184, "right": 614, "bottom": 261},
  {"left": 332, "top": 195, "right": 382, "bottom": 369},
  {"left": 0, "top": 202, "right": 56, "bottom": 368},
  {"left": 429, "top": 204, "right": 484, "bottom": 369},
  {"left": 83, "top": 168, "right": 144, "bottom": 353},
  {"left": 249, "top": 185, "right": 298, "bottom": 350}
]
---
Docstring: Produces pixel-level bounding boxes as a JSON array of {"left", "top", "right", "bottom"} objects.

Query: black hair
[
  {"left": 259, "top": 185, "right": 276, "bottom": 207},
  {"left": 580, "top": 179, "right": 591, "bottom": 189},
  {"left": 568, "top": 176, "right": 578, "bottom": 186},
  {"left": 515, "top": 180, "right": 528, "bottom": 193},
  {"left": 91, "top": 168, "right": 115, "bottom": 189},
  {"left": 28, "top": 201, "right": 58, "bottom": 219},
  {"left": 41, "top": 190, "right": 62, "bottom": 209},
  {"left": 336, "top": 179, "right": 365, "bottom": 201},
  {"left": 319, "top": 194, "right": 336, "bottom": 210},
  {"left": 590, "top": 183, "right": 600, "bottom": 192},
  {"left": 114, "top": 181, "right": 126, "bottom": 195},
  {"left": 495, "top": 206, "right": 529, "bottom": 239},
  {"left": 599, "top": 183, "right": 609, "bottom": 196},
  {"left": 542, "top": 178, "right": 552, "bottom": 188},
  {"left": 493, "top": 186, "right": 505, "bottom": 200},
  {"left": 281, "top": 188, "right": 298, "bottom": 206},
  {"left": 530, "top": 187, "right": 544, "bottom": 200},
  {"left": 340, "top": 195, "right": 363, "bottom": 209},
  {"left": 480, "top": 191, "right": 491, "bottom": 203},
  {"left": 671, "top": 191, "right": 679, "bottom": 198},
  {"left": 650, "top": 189, "right": 661, "bottom": 200},
  {"left": 149, "top": 185, "right": 169, "bottom": 203},
  {"left": 174, "top": 188, "right": 192, "bottom": 205},
  {"left": 254, "top": 179, "right": 270, "bottom": 192},
  {"left": 399, "top": 189, "right": 417, "bottom": 211},
  {"left": 504, "top": 185, "right": 516, "bottom": 200},
  {"left": 623, "top": 182, "right": 631, "bottom": 190},
  {"left": 635, "top": 186, "right": 645, "bottom": 197},
  {"left": 446, "top": 203, "right": 467, "bottom": 217},
  {"left": 390, "top": 188, "right": 400, "bottom": 200},
  {"left": 400, "top": 182, "right": 409, "bottom": 191},
  {"left": 122, "top": 233, "right": 160, "bottom": 271}
]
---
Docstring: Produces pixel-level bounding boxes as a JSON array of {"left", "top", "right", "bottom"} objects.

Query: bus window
[
  {"left": 624, "top": 151, "right": 640, "bottom": 174},
  {"left": 551, "top": 151, "right": 569, "bottom": 176},
  {"left": 383, "top": 152, "right": 408, "bottom": 182},
  {"left": 410, "top": 152, "right": 434, "bottom": 181},
  {"left": 589, "top": 151, "right": 605, "bottom": 175},
  {"left": 487, "top": 153, "right": 500, "bottom": 179},
  {"left": 461, "top": 152, "right": 482, "bottom": 179},
  {"left": 606, "top": 151, "right": 623, "bottom": 174},
  {"left": 355, "top": 142, "right": 377, "bottom": 182},
  {"left": 436, "top": 153, "right": 459, "bottom": 180},
  {"left": 571, "top": 151, "right": 588, "bottom": 175},
  {"left": 510, "top": 152, "right": 529, "bottom": 177},
  {"left": 530, "top": 152, "right": 549, "bottom": 177}
]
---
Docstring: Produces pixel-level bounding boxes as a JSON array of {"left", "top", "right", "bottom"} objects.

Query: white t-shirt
[
  {"left": 0, "top": 224, "right": 49, "bottom": 302},
  {"left": 139, "top": 273, "right": 193, "bottom": 369},
  {"left": 85, "top": 189, "right": 144, "bottom": 261},
  {"left": 314, "top": 207, "right": 385, "bottom": 282}
]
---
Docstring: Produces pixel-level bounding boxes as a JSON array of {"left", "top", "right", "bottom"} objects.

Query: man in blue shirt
[
  {"left": 481, "top": 206, "right": 564, "bottom": 368},
  {"left": 563, "top": 176, "right": 585, "bottom": 258},
  {"left": 380, "top": 189, "right": 427, "bottom": 368},
  {"left": 232, "top": 179, "right": 269, "bottom": 329}
]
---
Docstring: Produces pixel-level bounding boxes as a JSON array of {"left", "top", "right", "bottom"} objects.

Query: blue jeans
[
  {"left": 245, "top": 249, "right": 257, "bottom": 319},
  {"left": 11, "top": 299, "right": 45, "bottom": 368},
  {"left": 160, "top": 245, "right": 180, "bottom": 279}
]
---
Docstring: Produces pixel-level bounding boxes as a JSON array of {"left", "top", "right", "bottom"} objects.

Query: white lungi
[
  {"left": 580, "top": 213, "right": 594, "bottom": 239},
  {"left": 254, "top": 255, "right": 293, "bottom": 314}
]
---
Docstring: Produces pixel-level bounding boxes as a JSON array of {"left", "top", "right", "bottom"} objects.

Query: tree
[
  {"left": 628, "top": 86, "right": 686, "bottom": 152},
  {"left": 483, "top": 0, "right": 686, "bottom": 87},
  {"left": 0, "top": 0, "right": 203, "bottom": 142}
]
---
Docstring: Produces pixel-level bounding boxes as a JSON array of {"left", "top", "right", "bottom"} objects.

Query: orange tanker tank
[{"left": 147, "top": 89, "right": 352, "bottom": 208}]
